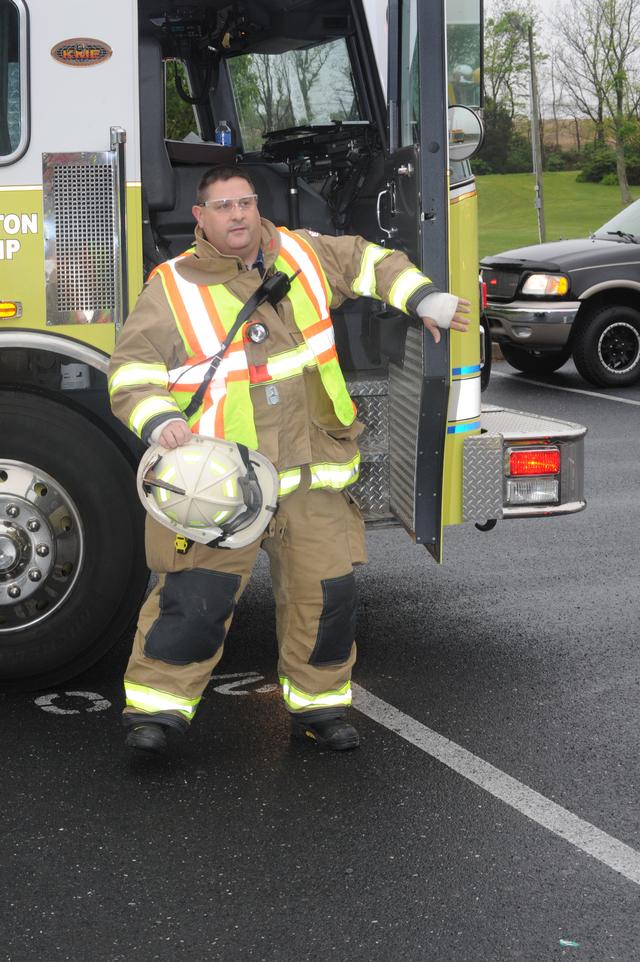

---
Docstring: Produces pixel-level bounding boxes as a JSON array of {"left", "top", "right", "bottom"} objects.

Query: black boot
[
  {"left": 125, "top": 722, "right": 168, "bottom": 754},
  {"left": 291, "top": 713, "right": 360, "bottom": 751}
]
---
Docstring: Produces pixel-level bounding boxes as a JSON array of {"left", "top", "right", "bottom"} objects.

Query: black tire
[
  {"left": 572, "top": 304, "right": 640, "bottom": 386},
  {"left": 500, "top": 341, "right": 571, "bottom": 375},
  {"left": 0, "top": 391, "right": 147, "bottom": 690}
]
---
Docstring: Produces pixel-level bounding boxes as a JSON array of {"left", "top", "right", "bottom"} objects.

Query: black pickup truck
[{"left": 480, "top": 199, "right": 640, "bottom": 386}]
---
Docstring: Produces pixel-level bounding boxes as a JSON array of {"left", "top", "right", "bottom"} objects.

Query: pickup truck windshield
[{"left": 594, "top": 199, "right": 640, "bottom": 241}]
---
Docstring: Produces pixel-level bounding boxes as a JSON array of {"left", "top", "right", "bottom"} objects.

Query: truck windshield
[
  {"left": 228, "top": 39, "right": 362, "bottom": 152},
  {"left": 594, "top": 200, "right": 640, "bottom": 241}
]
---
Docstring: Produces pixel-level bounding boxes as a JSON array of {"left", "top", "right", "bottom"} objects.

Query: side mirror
[{"left": 448, "top": 105, "right": 484, "bottom": 162}]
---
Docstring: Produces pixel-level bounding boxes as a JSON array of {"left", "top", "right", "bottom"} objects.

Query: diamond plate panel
[
  {"left": 348, "top": 379, "right": 391, "bottom": 519},
  {"left": 481, "top": 405, "right": 585, "bottom": 440},
  {"left": 463, "top": 434, "right": 503, "bottom": 521},
  {"left": 354, "top": 393, "right": 388, "bottom": 451},
  {"left": 350, "top": 454, "right": 391, "bottom": 519}
]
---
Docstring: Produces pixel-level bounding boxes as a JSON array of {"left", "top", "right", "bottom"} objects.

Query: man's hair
[{"left": 196, "top": 166, "right": 256, "bottom": 204}]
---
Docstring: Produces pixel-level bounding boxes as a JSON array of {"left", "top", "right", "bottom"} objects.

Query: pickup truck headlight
[{"left": 521, "top": 273, "right": 569, "bottom": 296}]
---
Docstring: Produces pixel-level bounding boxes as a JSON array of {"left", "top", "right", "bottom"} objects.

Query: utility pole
[{"left": 528, "top": 21, "right": 546, "bottom": 243}]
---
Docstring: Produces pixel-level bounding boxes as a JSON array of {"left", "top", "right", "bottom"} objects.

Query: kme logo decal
[{"left": 51, "top": 38, "right": 112, "bottom": 67}]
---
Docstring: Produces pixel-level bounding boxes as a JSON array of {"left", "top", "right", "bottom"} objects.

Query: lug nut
[
  {"left": 28, "top": 569, "right": 42, "bottom": 582},
  {"left": 6, "top": 504, "right": 19, "bottom": 518},
  {"left": 36, "top": 544, "right": 49, "bottom": 557},
  {"left": 27, "top": 519, "right": 41, "bottom": 532},
  {"left": 8, "top": 585, "right": 21, "bottom": 599}
]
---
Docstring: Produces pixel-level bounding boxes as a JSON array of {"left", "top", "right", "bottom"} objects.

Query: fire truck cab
[{"left": 0, "top": 0, "right": 585, "bottom": 687}]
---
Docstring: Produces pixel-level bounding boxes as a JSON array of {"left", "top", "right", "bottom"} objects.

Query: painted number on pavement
[{"left": 34, "top": 691, "right": 112, "bottom": 715}]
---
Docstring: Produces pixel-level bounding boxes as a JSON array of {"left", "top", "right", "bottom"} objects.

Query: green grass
[{"left": 477, "top": 170, "right": 640, "bottom": 259}]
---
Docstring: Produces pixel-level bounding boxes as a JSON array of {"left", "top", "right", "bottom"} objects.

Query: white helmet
[{"left": 137, "top": 436, "right": 278, "bottom": 549}]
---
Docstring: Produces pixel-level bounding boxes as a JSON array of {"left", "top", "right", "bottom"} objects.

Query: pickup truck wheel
[
  {"left": 0, "top": 391, "right": 147, "bottom": 691},
  {"left": 500, "top": 342, "right": 570, "bottom": 375},
  {"left": 573, "top": 304, "right": 640, "bottom": 386}
]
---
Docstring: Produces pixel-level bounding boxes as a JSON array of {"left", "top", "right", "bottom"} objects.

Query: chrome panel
[{"left": 43, "top": 137, "right": 124, "bottom": 328}]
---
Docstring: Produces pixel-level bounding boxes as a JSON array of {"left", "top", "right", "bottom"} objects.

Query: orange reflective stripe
[
  {"left": 155, "top": 264, "right": 200, "bottom": 356},
  {"left": 315, "top": 345, "right": 339, "bottom": 365},
  {"left": 277, "top": 243, "right": 325, "bottom": 320},
  {"left": 199, "top": 285, "right": 228, "bottom": 343},
  {"left": 304, "top": 316, "right": 333, "bottom": 339},
  {"left": 215, "top": 396, "right": 225, "bottom": 437},
  {"left": 285, "top": 229, "right": 330, "bottom": 304}
]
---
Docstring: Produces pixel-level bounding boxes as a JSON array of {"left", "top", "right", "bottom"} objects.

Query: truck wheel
[
  {"left": 0, "top": 391, "right": 147, "bottom": 690},
  {"left": 572, "top": 304, "right": 640, "bottom": 386},
  {"left": 500, "top": 342, "right": 570, "bottom": 375}
]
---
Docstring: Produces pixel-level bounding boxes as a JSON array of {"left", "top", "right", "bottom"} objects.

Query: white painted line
[
  {"left": 491, "top": 369, "right": 640, "bottom": 407},
  {"left": 352, "top": 684, "right": 640, "bottom": 887}
]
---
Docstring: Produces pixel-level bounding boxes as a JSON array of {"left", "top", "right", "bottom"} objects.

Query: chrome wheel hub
[{"left": 0, "top": 461, "right": 84, "bottom": 633}]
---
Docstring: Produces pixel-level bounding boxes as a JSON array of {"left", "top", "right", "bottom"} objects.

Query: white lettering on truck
[{"left": 0, "top": 212, "right": 39, "bottom": 259}]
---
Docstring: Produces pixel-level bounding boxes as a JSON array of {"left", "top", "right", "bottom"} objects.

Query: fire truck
[{"left": 0, "top": 0, "right": 586, "bottom": 688}]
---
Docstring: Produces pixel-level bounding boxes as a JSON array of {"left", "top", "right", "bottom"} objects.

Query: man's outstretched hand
[{"left": 421, "top": 296, "right": 472, "bottom": 344}]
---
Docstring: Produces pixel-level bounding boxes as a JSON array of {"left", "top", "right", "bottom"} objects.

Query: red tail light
[
  {"left": 481, "top": 280, "right": 488, "bottom": 308},
  {"left": 509, "top": 448, "right": 560, "bottom": 476}
]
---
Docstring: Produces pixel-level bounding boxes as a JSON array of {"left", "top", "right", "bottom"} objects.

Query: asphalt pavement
[{"left": 2, "top": 359, "right": 640, "bottom": 962}]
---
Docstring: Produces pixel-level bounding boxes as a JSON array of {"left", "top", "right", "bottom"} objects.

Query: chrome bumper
[
  {"left": 485, "top": 299, "right": 580, "bottom": 349},
  {"left": 463, "top": 404, "right": 586, "bottom": 521}
]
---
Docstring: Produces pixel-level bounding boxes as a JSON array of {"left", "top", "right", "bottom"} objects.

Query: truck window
[
  {"left": 164, "top": 60, "right": 200, "bottom": 141},
  {"left": 447, "top": 0, "right": 482, "bottom": 108},
  {"left": 399, "top": 0, "right": 419, "bottom": 148},
  {"left": 227, "top": 39, "right": 362, "bottom": 153},
  {"left": 0, "top": 0, "right": 27, "bottom": 164}
]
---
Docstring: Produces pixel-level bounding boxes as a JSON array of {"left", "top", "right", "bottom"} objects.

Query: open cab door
[{"left": 379, "top": 0, "right": 454, "bottom": 561}]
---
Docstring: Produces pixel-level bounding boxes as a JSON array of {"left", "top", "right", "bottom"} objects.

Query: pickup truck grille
[{"left": 482, "top": 268, "right": 521, "bottom": 300}]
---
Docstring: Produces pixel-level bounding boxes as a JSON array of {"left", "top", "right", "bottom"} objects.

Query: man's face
[{"left": 192, "top": 176, "right": 261, "bottom": 262}]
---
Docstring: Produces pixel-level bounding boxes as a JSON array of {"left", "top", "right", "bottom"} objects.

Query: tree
[
  {"left": 292, "top": 46, "right": 331, "bottom": 124},
  {"left": 483, "top": 1, "right": 532, "bottom": 117},
  {"left": 554, "top": 0, "right": 640, "bottom": 204}
]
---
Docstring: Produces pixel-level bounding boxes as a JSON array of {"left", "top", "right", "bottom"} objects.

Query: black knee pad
[
  {"left": 145, "top": 569, "right": 241, "bottom": 665},
  {"left": 309, "top": 572, "right": 357, "bottom": 666}
]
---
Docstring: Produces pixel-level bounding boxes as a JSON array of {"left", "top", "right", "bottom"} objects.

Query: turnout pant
[{"left": 123, "top": 469, "right": 367, "bottom": 731}]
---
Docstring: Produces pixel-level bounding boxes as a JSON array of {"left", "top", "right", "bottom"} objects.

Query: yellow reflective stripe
[
  {"left": 309, "top": 452, "right": 360, "bottom": 491},
  {"left": 108, "top": 363, "right": 169, "bottom": 397},
  {"left": 278, "top": 469, "right": 301, "bottom": 497},
  {"left": 279, "top": 676, "right": 352, "bottom": 711},
  {"left": 266, "top": 343, "right": 316, "bottom": 380},
  {"left": 387, "top": 267, "right": 430, "bottom": 313},
  {"left": 129, "top": 396, "right": 181, "bottom": 437},
  {"left": 124, "top": 680, "right": 201, "bottom": 718},
  {"left": 352, "top": 244, "right": 393, "bottom": 298}
]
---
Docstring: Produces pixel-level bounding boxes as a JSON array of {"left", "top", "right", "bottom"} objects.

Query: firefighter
[{"left": 108, "top": 166, "right": 470, "bottom": 755}]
